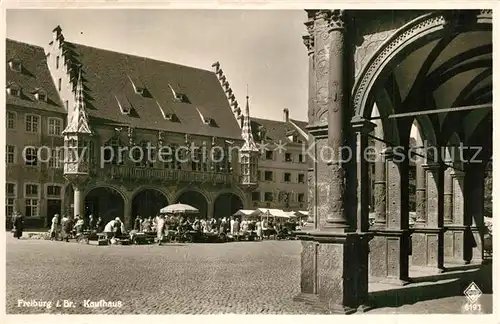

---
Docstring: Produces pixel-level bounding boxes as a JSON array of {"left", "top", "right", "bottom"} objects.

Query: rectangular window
[
  {"left": 265, "top": 150, "right": 273, "bottom": 160},
  {"left": 47, "top": 185, "right": 61, "bottom": 197},
  {"left": 25, "top": 147, "right": 37, "bottom": 166},
  {"left": 25, "top": 115, "right": 39, "bottom": 133},
  {"left": 264, "top": 192, "right": 274, "bottom": 202},
  {"left": 7, "top": 111, "right": 16, "bottom": 129},
  {"left": 25, "top": 199, "right": 38, "bottom": 217},
  {"left": 56, "top": 56, "right": 60, "bottom": 69},
  {"left": 6, "top": 145, "right": 15, "bottom": 164},
  {"left": 6, "top": 198, "right": 15, "bottom": 218},
  {"left": 251, "top": 192, "right": 260, "bottom": 201},
  {"left": 9, "top": 88, "right": 19, "bottom": 97},
  {"left": 284, "top": 172, "right": 291, "bottom": 182},
  {"left": 298, "top": 154, "right": 304, "bottom": 163},
  {"left": 6, "top": 183, "right": 16, "bottom": 196},
  {"left": 48, "top": 118, "right": 62, "bottom": 136},
  {"left": 298, "top": 193, "right": 305, "bottom": 203},
  {"left": 25, "top": 184, "right": 39, "bottom": 196},
  {"left": 49, "top": 148, "right": 63, "bottom": 168},
  {"left": 58, "top": 78, "right": 62, "bottom": 91},
  {"left": 257, "top": 170, "right": 261, "bottom": 180},
  {"left": 285, "top": 153, "right": 292, "bottom": 162},
  {"left": 264, "top": 171, "right": 273, "bottom": 181},
  {"left": 65, "top": 101, "right": 69, "bottom": 110},
  {"left": 298, "top": 174, "right": 305, "bottom": 184}
]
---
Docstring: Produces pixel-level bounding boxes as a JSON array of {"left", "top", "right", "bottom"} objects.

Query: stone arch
[
  {"left": 174, "top": 189, "right": 209, "bottom": 219},
  {"left": 84, "top": 185, "right": 127, "bottom": 223},
  {"left": 131, "top": 188, "right": 170, "bottom": 220},
  {"left": 353, "top": 11, "right": 492, "bottom": 119},
  {"left": 212, "top": 191, "right": 245, "bottom": 219}
]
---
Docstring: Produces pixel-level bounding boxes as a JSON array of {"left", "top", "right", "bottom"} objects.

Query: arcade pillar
[{"left": 294, "top": 9, "right": 370, "bottom": 314}]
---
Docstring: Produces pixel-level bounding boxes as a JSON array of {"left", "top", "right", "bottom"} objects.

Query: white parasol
[{"left": 160, "top": 203, "right": 199, "bottom": 214}]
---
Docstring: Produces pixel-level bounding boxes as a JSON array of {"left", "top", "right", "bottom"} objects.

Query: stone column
[
  {"left": 444, "top": 170, "right": 467, "bottom": 263},
  {"left": 73, "top": 186, "right": 85, "bottom": 218},
  {"left": 351, "top": 117, "right": 375, "bottom": 232},
  {"left": 123, "top": 199, "right": 132, "bottom": 230},
  {"left": 295, "top": 10, "right": 370, "bottom": 314},
  {"left": 443, "top": 165, "right": 453, "bottom": 224},
  {"left": 373, "top": 141, "right": 386, "bottom": 227},
  {"left": 414, "top": 152, "right": 426, "bottom": 225},
  {"left": 412, "top": 163, "right": 444, "bottom": 271},
  {"left": 380, "top": 148, "right": 410, "bottom": 284},
  {"left": 464, "top": 167, "right": 485, "bottom": 263}
]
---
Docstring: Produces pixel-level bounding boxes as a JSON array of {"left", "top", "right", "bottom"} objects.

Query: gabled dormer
[
  {"left": 156, "top": 101, "right": 178, "bottom": 122},
  {"left": 196, "top": 107, "right": 216, "bottom": 126},
  {"left": 168, "top": 84, "right": 191, "bottom": 103},
  {"left": 33, "top": 88, "right": 47, "bottom": 102},
  {"left": 6, "top": 82, "right": 21, "bottom": 97},
  {"left": 128, "top": 75, "right": 147, "bottom": 96},
  {"left": 8, "top": 58, "right": 22, "bottom": 72},
  {"left": 115, "top": 94, "right": 132, "bottom": 115}
]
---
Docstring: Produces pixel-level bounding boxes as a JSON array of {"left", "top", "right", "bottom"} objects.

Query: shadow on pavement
[{"left": 368, "top": 262, "right": 492, "bottom": 310}]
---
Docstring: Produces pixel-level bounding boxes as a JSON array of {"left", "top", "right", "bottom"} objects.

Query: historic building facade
[
  {"left": 295, "top": 9, "right": 492, "bottom": 313},
  {"left": 249, "top": 109, "right": 309, "bottom": 211},
  {"left": 6, "top": 27, "right": 261, "bottom": 228}
]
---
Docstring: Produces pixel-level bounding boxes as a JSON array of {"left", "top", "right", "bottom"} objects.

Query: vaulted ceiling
[{"left": 376, "top": 28, "right": 492, "bottom": 149}]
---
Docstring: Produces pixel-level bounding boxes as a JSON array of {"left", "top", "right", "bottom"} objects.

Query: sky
[{"left": 6, "top": 9, "right": 309, "bottom": 122}]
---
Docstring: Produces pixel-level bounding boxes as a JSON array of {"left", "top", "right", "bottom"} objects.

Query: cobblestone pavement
[{"left": 6, "top": 236, "right": 491, "bottom": 314}]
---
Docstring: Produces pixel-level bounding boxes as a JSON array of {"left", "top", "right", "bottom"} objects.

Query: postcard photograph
[{"left": 4, "top": 7, "right": 493, "bottom": 315}]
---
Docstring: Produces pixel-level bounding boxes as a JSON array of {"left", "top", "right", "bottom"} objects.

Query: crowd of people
[{"left": 10, "top": 211, "right": 306, "bottom": 244}]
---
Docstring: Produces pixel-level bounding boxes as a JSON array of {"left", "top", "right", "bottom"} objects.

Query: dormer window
[
  {"left": 128, "top": 75, "right": 147, "bottom": 96},
  {"left": 115, "top": 95, "right": 132, "bottom": 115},
  {"left": 8, "top": 59, "right": 22, "bottom": 72},
  {"left": 33, "top": 89, "right": 47, "bottom": 102},
  {"left": 156, "top": 101, "right": 178, "bottom": 122},
  {"left": 6, "top": 82, "right": 21, "bottom": 97},
  {"left": 196, "top": 107, "right": 216, "bottom": 126},
  {"left": 168, "top": 84, "right": 190, "bottom": 103}
]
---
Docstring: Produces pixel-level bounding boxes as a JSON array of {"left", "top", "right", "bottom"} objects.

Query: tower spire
[
  {"left": 241, "top": 93, "right": 258, "bottom": 152},
  {"left": 62, "top": 67, "right": 92, "bottom": 135}
]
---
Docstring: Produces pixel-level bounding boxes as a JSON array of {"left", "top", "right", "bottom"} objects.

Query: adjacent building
[
  {"left": 250, "top": 109, "right": 309, "bottom": 211},
  {"left": 5, "top": 27, "right": 308, "bottom": 228},
  {"left": 6, "top": 26, "right": 262, "bottom": 228}
]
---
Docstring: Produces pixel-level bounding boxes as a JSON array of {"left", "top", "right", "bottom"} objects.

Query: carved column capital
[
  {"left": 327, "top": 9, "right": 346, "bottom": 31},
  {"left": 302, "top": 34, "right": 315, "bottom": 54}
]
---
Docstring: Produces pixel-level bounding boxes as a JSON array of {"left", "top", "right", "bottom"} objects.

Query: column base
[
  {"left": 293, "top": 293, "right": 373, "bottom": 314},
  {"left": 368, "top": 230, "right": 410, "bottom": 283},
  {"left": 296, "top": 231, "right": 371, "bottom": 314},
  {"left": 410, "top": 228, "right": 444, "bottom": 271}
]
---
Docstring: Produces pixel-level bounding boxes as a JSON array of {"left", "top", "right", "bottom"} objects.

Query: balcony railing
[{"left": 95, "top": 165, "right": 237, "bottom": 185}]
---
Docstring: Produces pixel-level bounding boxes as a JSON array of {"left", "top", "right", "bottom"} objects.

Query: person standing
[
  {"left": 96, "top": 216, "right": 105, "bottom": 233},
  {"left": 157, "top": 215, "right": 166, "bottom": 245},
  {"left": 12, "top": 212, "right": 24, "bottom": 239},
  {"left": 50, "top": 214, "right": 60, "bottom": 240},
  {"left": 60, "top": 215, "right": 72, "bottom": 242},
  {"left": 256, "top": 220, "right": 262, "bottom": 240},
  {"left": 134, "top": 215, "right": 142, "bottom": 231}
]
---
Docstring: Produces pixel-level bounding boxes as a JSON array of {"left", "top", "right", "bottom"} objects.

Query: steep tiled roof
[
  {"left": 6, "top": 39, "right": 64, "bottom": 112},
  {"left": 250, "top": 117, "right": 307, "bottom": 144},
  {"left": 65, "top": 42, "right": 243, "bottom": 140}
]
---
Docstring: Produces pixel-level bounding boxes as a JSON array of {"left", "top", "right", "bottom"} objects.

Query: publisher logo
[{"left": 464, "top": 282, "right": 482, "bottom": 304}]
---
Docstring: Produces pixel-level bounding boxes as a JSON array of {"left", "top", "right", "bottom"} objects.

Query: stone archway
[
  {"left": 213, "top": 192, "right": 244, "bottom": 219},
  {"left": 132, "top": 189, "right": 169, "bottom": 219},
  {"left": 176, "top": 190, "right": 208, "bottom": 219},
  {"left": 84, "top": 187, "right": 125, "bottom": 223}
]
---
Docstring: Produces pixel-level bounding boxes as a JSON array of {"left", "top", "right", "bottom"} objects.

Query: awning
[
  {"left": 233, "top": 209, "right": 258, "bottom": 217},
  {"left": 255, "top": 208, "right": 291, "bottom": 218}
]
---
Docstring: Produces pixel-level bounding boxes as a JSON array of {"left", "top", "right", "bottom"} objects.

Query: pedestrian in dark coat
[{"left": 12, "top": 213, "right": 24, "bottom": 239}]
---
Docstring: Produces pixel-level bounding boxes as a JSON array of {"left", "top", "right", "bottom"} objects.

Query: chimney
[{"left": 283, "top": 108, "right": 290, "bottom": 122}]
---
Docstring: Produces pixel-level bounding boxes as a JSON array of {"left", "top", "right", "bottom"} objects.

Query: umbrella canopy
[{"left": 160, "top": 203, "right": 199, "bottom": 214}]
